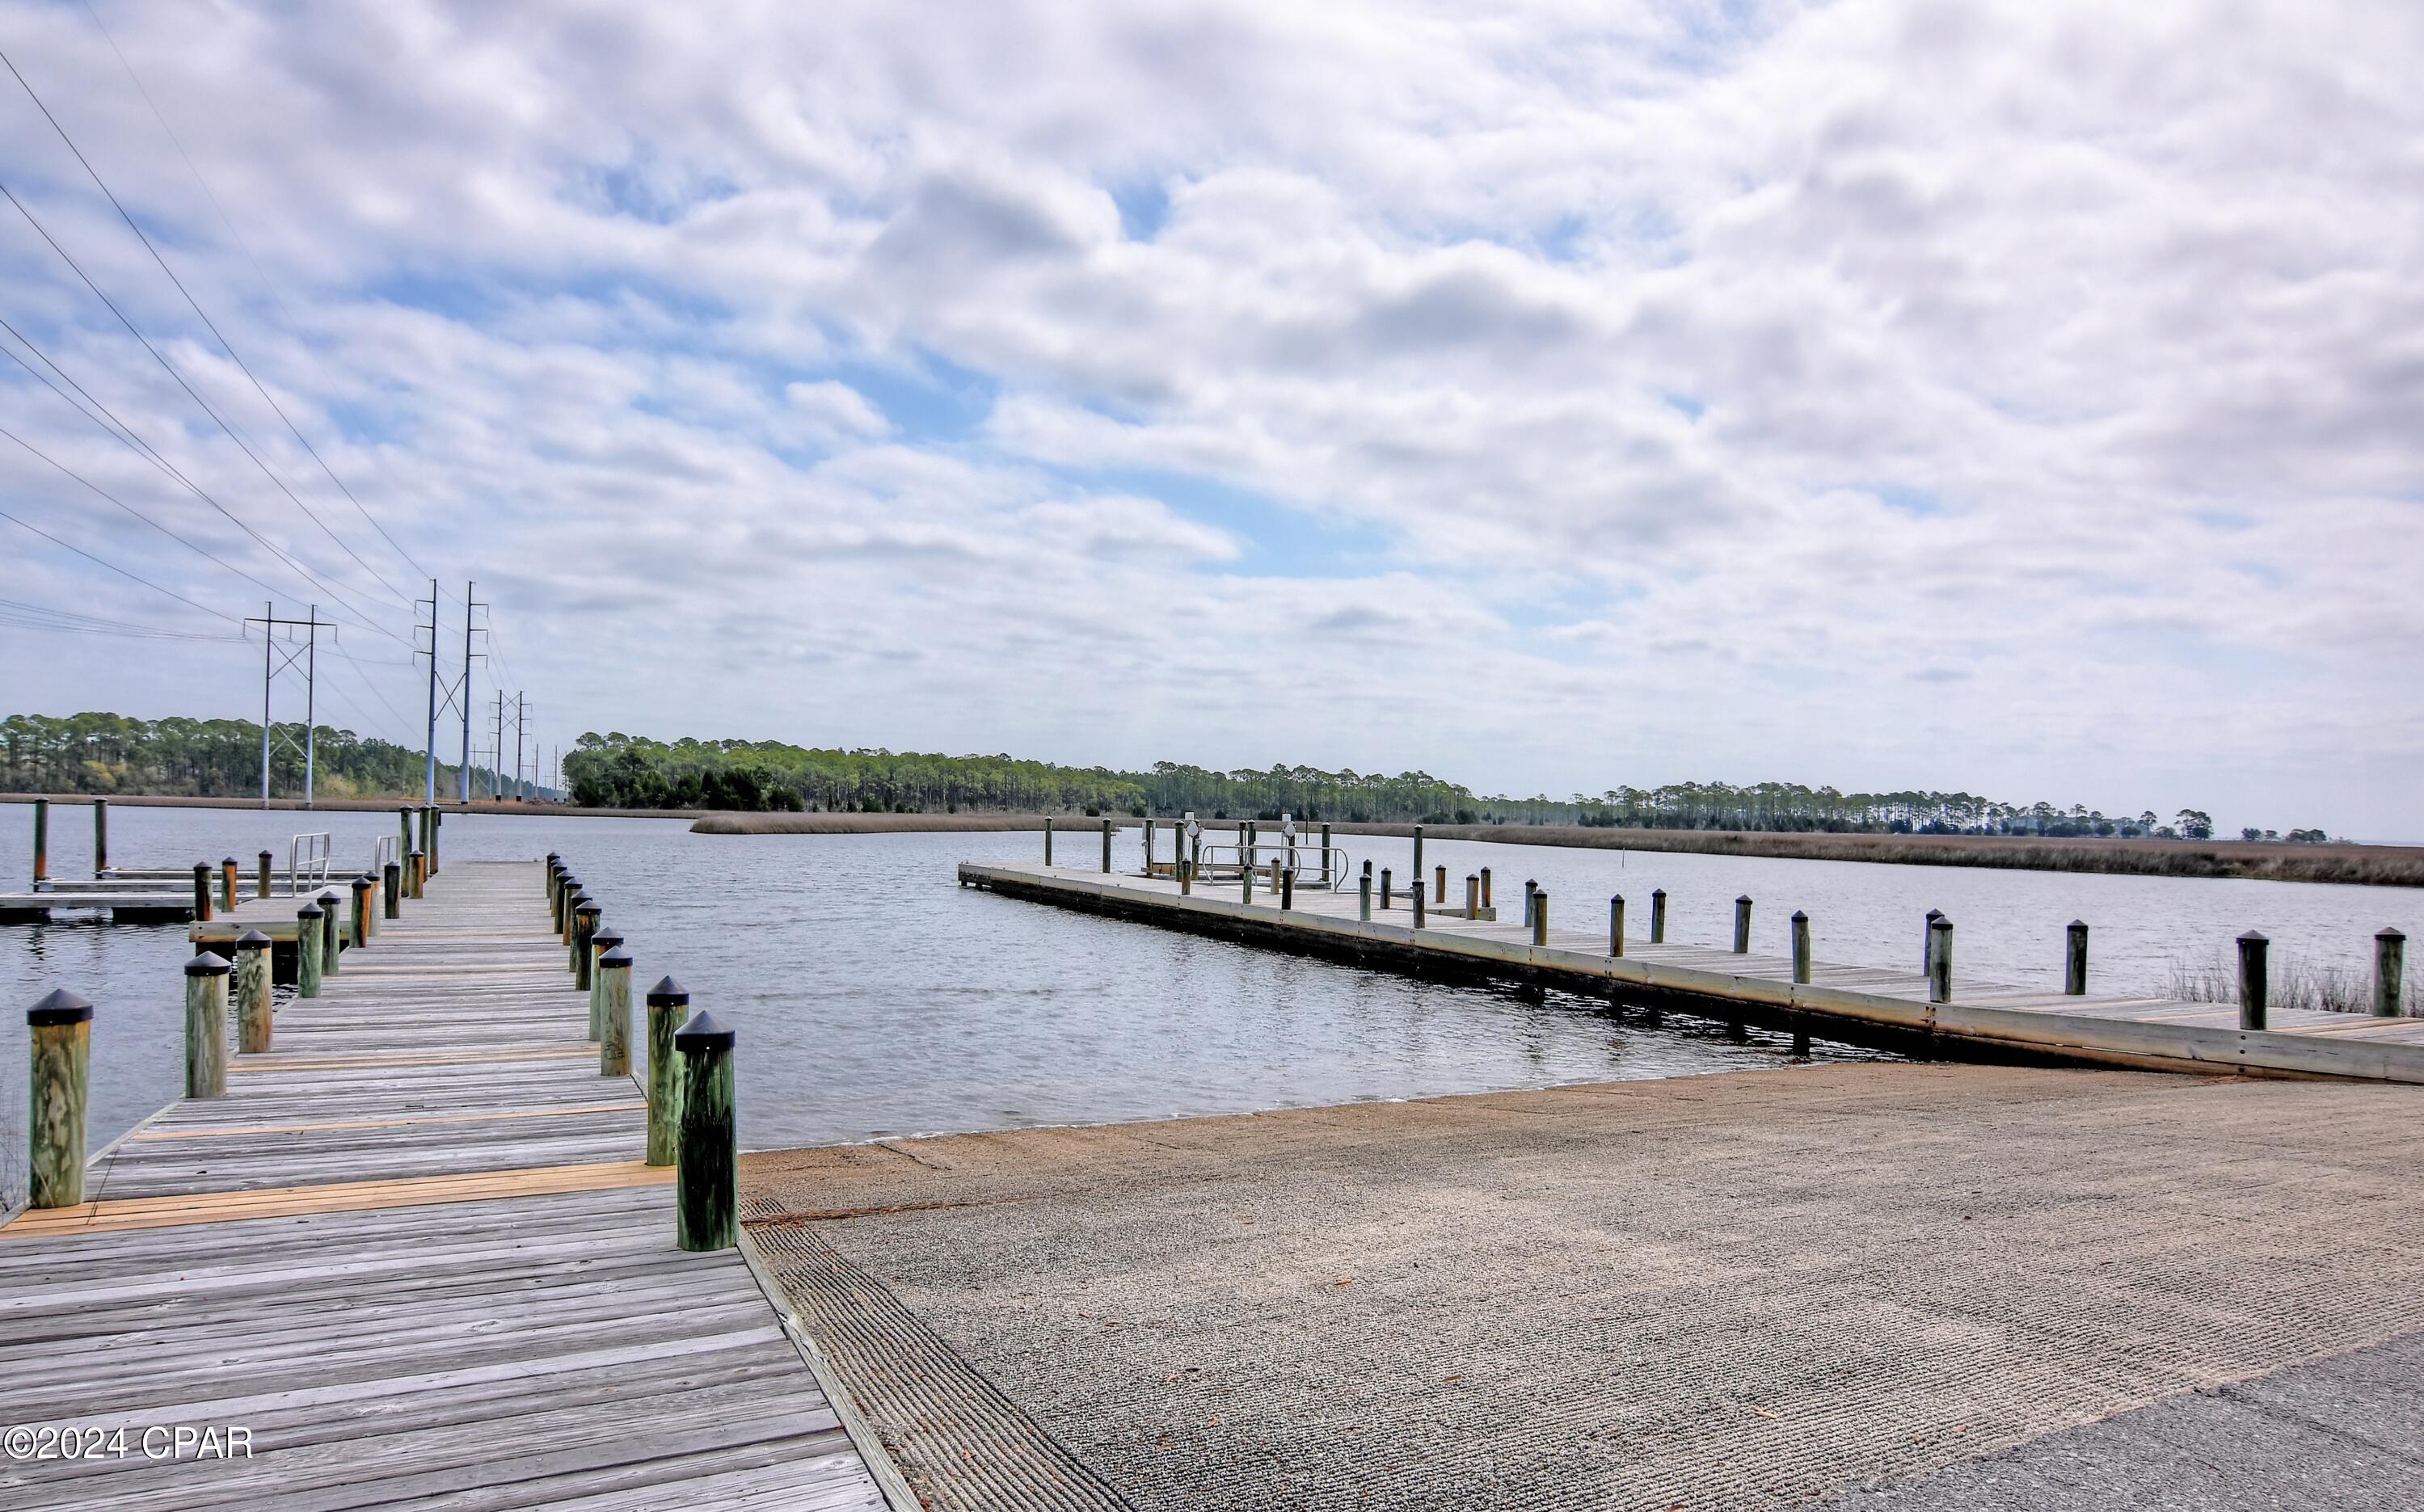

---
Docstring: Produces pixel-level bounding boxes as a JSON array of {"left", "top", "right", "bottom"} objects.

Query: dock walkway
[
  {"left": 960, "top": 860, "right": 2424, "bottom": 1084},
  {"left": 0, "top": 860, "right": 892, "bottom": 1511}
]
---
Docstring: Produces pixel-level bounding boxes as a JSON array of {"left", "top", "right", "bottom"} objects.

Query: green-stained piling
[
  {"left": 674, "top": 1009, "right": 738, "bottom": 1252},
  {"left": 235, "top": 931, "right": 272, "bottom": 1054},
  {"left": 597, "top": 947, "right": 634, "bottom": 1076},
  {"left": 184, "top": 952, "right": 230, "bottom": 1099},
  {"left": 645, "top": 976, "right": 689, "bottom": 1167},
  {"left": 27, "top": 989, "right": 93, "bottom": 1209},
  {"left": 296, "top": 902, "right": 325, "bottom": 998}
]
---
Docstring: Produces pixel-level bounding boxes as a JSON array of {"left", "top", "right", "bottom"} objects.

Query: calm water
[{"left": 3, "top": 805, "right": 2417, "bottom": 1208}]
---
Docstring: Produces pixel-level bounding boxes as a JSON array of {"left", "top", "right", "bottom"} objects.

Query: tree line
[
  {"left": 561, "top": 731, "right": 2253, "bottom": 837},
  {"left": 2, "top": 711, "right": 498, "bottom": 800}
]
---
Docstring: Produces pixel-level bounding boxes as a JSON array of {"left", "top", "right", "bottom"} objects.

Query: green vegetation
[
  {"left": 563, "top": 730, "right": 2242, "bottom": 837},
  {"left": 2, "top": 711, "right": 486, "bottom": 799}
]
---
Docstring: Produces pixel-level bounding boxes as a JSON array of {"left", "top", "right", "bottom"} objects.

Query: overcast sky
[{"left": 2, "top": 1, "right": 2418, "bottom": 836}]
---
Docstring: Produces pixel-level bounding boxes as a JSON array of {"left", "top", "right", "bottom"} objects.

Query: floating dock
[
  {"left": 0, "top": 860, "right": 893, "bottom": 1510},
  {"left": 959, "top": 860, "right": 2424, "bottom": 1084}
]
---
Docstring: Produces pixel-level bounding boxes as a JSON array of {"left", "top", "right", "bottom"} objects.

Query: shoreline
[{"left": 6, "top": 792, "right": 2413, "bottom": 885}]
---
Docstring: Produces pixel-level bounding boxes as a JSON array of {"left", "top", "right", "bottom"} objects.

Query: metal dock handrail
[{"left": 287, "top": 832, "right": 333, "bottom": 896}]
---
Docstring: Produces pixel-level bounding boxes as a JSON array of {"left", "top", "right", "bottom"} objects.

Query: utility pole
[
  {"left": 491, "top": 692, "right": 504, "bottom": 801},
  {"left": 303, "top": 604, "right": 319, "bottom": 807},
  {"left": 513, "top": 693, "right": 526, "bottom": 800},
  {"left": 246, "top": 603, "right": 330, "bottom": 808},
  {"left": 458, "top": 582, "right": 487, "bottom": 803},
  {"left": 417, "top": 578, "right": 440, "bottom": 805}
]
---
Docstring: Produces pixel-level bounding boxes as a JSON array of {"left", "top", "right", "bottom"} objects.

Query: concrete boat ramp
[{"left": 957, "top": 859, "right": 2424, "bottom": 1084}]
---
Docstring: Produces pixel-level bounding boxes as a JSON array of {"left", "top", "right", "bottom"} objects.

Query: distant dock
[{"left": 959, "top": 857, "right": 2424, "bottom": 1084}]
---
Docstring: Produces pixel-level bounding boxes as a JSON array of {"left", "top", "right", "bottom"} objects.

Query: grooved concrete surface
[{"left": 745, "top": 1064, "right": 2424, "bottom": 1510}]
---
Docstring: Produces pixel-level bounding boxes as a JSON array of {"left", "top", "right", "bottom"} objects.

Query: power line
[
  {"left": 74, "top": 0, "right": 431, "bottom": 581},
  {"left": 0, "top": 503, "right": 242, "bottom": 625},
  {"left": 0, "top": 411, "right": 286, "bottom": 600},
  {"left": 0, "top": 168, "right": 412, "bottom": 609},
  {"left": 0, "top": 310, "right": 409, "bottom": 646},
  {"left": 0, "top": 596, "right": 242, "bottom": 642}
]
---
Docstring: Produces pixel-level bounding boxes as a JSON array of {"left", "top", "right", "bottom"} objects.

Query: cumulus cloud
[{"left": 0, "top": 0, "right": 2418, "bottom": 832}]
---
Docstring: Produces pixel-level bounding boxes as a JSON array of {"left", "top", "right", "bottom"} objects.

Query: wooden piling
[
  {"left": 1791, "top": 911, "right": 1811, "bottom": 985},
  {"left": 645, "top": 976, "right": 689, "bottom": 1167},
  {"left": 318, "top": 889, "right": 345, "bottom": 976},
  {"left": 588, "top": 929, "right": 625, "bottom": 1041},
  {"left": 597, "top": 946, "right": 634, "bottom": 1076},
  {"left": 1144, "top": 819, "right": 1155, "bottom": 874},
  {"left": 27, "top": 988, "right": 93, "bottom": 1209},
  {"left": 1281, "top": 864, "right": 1295, "bottom": 911},
  {"left": 1929, "top": 916, "right": 1954, "bottom": 1004},
  {"left": 1434, "top": 865, "right": 1446, "bottom": 904},
  {"left": 1609, "top": 894, "right": 1626, "bottom": 956},
  {"left": 30, "top": 797, "right": 47, "bottom": 882},
  {"left": 1532, "top": 891, "right": 1549, "bottom": 947},
  {"left": 555, "top": 876, "right": 579, "bottom": 940},
  {"left": 1102, "top": 817, "right": 1113, "bottom": 874},
  {"left": 1924, "top": 909, "right": 1944, "bottom": 977},
  {"left": 1650, "top": 889, "right": 1666, "bottom": 944},
  {"left": 92, "top": 797, "right": 108, "bottom": 874},
  {"left": 1733, "top": 895, "right": 1752, "bottom": 954},
  {"left": 192, "top": 862, "right": 214, "bottom": 923},
  {"left": 1320, "top": 823, "right": 1331, "bottom": 874},
  {"left": 428, "top": 807, "right": 441, "bottom": 875},
  {"left": 2065, "top": 921, "right": 2089, "bottom": 996},
  {"left": 1412, "top": 870, "right": 1425, "bottom": 927},
  {"left": 1043, "top": 816, "right": 1053, "bottom": 866},
  {"left": 1480, "top": 868, "right": 1492, "bottom": 910},
  {"left": 184, "top": 951, "right": 230, "bottom": 1099},
  {"left": 383, "top": 861, "right": 401, "bottom": 920},
  {"left": 571, "top": 901, "right": 601, "bottom": 988},
  {"left": 351, "top": 874, "right": 373, "bottom": 946},
  {"left": 1381, "top": 868, "right": 1393, "bottom": 911},
  {"left": 221, "top": 857, "right": 239, "bottom": 912},
  {"left": 398, "top": 807, "right": 414, "bottom": 867},
  {"left": 235, "top": 930, "right": 272, "bottom": 1054},
  {"left": 674, "top": 1008, "right": 738, "bottom": 1252},
  {"left": 296, "top": 902, "right": 325, "bottom": 999},
  {"left": 1523, "top": 879, "right": 1537, "bottom": 930},
  {"left": 2238, "top": 931, "right": 2269, "bottom": 1030},
  {"left": 1360, "top": 869, "right": 1372, "bottom": 921},
  {"left": 407, "top": 849, "right": 426, "bottom": 900},
  {"left": 1242, "top": 849, "right": 1254, "bottom": 904},
  {"left": 1178, "top": 856, "right": 1192, "bottom": 895},
  {"left": 1412, "top": 825, "right": 1424, "bottom": 895},
  {"left": 2379, "top": 929, "right": 2408, "bottom": 1019},
  {"left": 258, "top": 849, "right": 273, "bottom": 902},
  {"left": 1467, "top": 874, "right": 1482, "bottom": 922}
]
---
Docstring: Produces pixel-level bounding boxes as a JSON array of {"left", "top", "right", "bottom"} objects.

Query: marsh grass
[{"left": 2167, "top": 950, "right": 2420, "bottom": 1017}]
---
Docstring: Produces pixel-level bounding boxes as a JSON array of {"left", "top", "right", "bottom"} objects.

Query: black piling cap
[
  {"left": 2383, "top": 927, "right": 2408, "bottom": 941},
  {"left": 1791, "top": 909, "right": 1807, "bottom": 921},
  {"left": 222, "top": 856, "right": 238, "bottom": 866},
  {"left": 675, "top": 1008, "right": 735, "bottom": 1052},
  {"left": 409, "top": 849, "right": 424, "bottom": 860},
  {"left": 27, "top": 988, "right": 94, "bottom": 1026},
  {"left": 297, "top": 901, "right": 324, "bottom": 918},
  {"left": 384, "top": 860, "right": 400, "bottom": 874},
  {"left": 599, "top": 947, "right": 634, "bottom": 969},
  {"left": 546, "top": 851, "right": 561, "bottom": 864},
  {"left": 1652, "top": 888, "right": 1666, "bottom": 898},
  {"left": 186, "top": 951, "right": 232, "bottom": 977},
  {"left": 591, "top": 929, "right": 625, "bottom": 950},
  {"left": 574, "top": 899, "right": 601, "bottom": 917},
  {"left": 1738, "top": 894, "right": 1753, "bottom": 904},
  {"left": 2239, "top": 929, "right": 2267, "bottom": 944},
  {"left": 194, "top": 861, "right": 210, "bottom": 874},
  {"left": 646, "top": 975, "right": 689, "bottom": 1006},
  {"left": 259, "top": 849, "right": 273, "bottom": 860},
  {"left": 319, "top": 888, "right": 344, "bottom": 903},
  {"left": 2070, "top": 919, "right": 2088, "bottom": 929},
  {"left": 237, "top": 930, "right": 272, "bottom": 950},
  {"left": 1930, "top": 915, "right": 1954, "bottom": 931}
]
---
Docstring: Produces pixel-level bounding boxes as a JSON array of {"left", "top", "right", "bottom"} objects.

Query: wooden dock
[
  {"left": 1, "top": 860, "right": 896, "bottom": 1511},
  {"left": 959, "top": 860, "right": 2424, "bottom": 1084}
]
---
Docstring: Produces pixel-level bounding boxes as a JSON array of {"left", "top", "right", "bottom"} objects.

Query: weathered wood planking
[
  {"left": 960, "top": 860, "right": 2424, "bottom": 1084},
  {"left": 0, "top": 860, "right": 890, "bottom": 1512}
]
